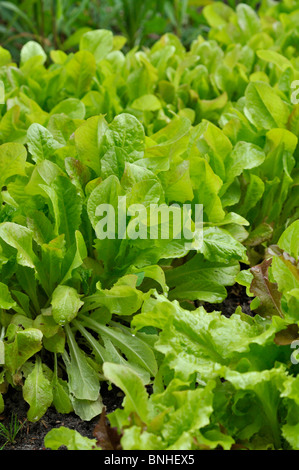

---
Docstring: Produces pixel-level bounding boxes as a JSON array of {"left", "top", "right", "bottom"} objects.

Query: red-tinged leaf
[
  {"left": 287, "top": 103, "right": 299, "bottom": 136},
  {"left": 93, "top": 408, "right": 122, "bottom": 450},
  {"left": 231, "top": 443, "right": 250, "bottom": 450},
  {"left": 250, "top": 258, "right": 283, "bottom": 318},
  {"left": 274, "top": 324, "right": 299, "bottom": 346},
  {"left": 245, "top": 223, "right": 273, "bottom": 247}
]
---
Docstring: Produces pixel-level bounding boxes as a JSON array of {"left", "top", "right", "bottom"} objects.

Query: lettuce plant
[
  {"left": 0, "top": 0, "right": 298, "bottom": 451},
  {"left": 96, "top": 223, "right": 298, "bottom": 450},
  {"left": 0, "top": 111, "right": 247, "bottom": 421},
  {"left": 45, "top": 221, "right": 299, "bottom": 450}
]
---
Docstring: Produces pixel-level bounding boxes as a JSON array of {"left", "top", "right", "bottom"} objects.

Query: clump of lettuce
[
  {"left": 0, "top": 111, "right": 248, "bottom": 421},
  {"left": 93, "top": 222, "right": 298, "bottom": 451},
  {"left": 0, "top": 2, "right": 298, "bottom": 243},
  {"left": 45, "top": 218, "right": 298, "bottom": 449},
  {"left": 0, "top": 0, "right": 298, "bottom": 451}
]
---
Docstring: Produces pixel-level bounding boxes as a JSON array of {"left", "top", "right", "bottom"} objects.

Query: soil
[{"left": 0, "top": 282, "right": 253, "bottom": 451}]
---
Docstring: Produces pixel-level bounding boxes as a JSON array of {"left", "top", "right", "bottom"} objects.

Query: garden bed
[
  {"left": 1, "top": 284, "right": 252, "bottom": 451},
  {"left": 1, "top": 382, "right": 124, "bottom": 450}
]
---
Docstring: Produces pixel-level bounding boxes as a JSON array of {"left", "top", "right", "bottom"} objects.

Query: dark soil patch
[{"left": 200, "top": 283, "right": 253, "bottom": 317}]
